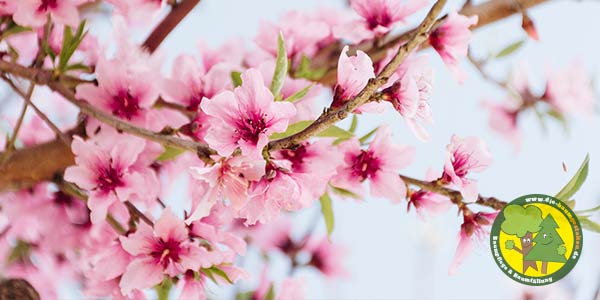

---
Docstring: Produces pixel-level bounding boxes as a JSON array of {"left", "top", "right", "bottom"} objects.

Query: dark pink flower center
[
  {"left": 351, "top": 150, "right": 381, "bottom": 182},
  {"left": 186, "top": 93, "right": 204, "bottom": 111},
  {"left": 53, "top": 191, "right": 74, "bottom": 206},
  {"left": 151, "top": 238, "right": 183, "bottom": 269},
  {"left": 279, "top": 144, "right": 309, "bottom": 172},
  {"left": 309, "top": 250, "right": 326, "bottom": 273},
  {"left": 235, "top": 114, "right": 268, "bottom": 144},
  {"left": 450, "top": 152, "right": 472, "bottom": 178},
  {"left": 429, "top": 28, "right": 445, "bottom": 52},
  {"left": 111, "top": 90, "right": 141, "bottom": 120},
  {"left": 96, "top": 165, "right": 124, "bottom": 192},
  {"left": 366, "top": 13, "right": 392, "bottom": 30},
  {"left": 38, "top": 0, "right": 58, "bottom": 12}
]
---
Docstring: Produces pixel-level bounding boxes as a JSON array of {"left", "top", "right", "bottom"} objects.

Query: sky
[
  {"left": 146, "top": 0, "right": 600, "bottom": 299},
  {"left": 41, "top": 0, "right": 600, "bottom": 299}
]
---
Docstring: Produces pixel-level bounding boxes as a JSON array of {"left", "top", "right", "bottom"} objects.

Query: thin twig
[
  {"left": 269, "top": 0, "right": 447, "bottom": 151},
  {"left": 142, "top": 0, "right": 201, "bottom": 53},
  {"left": 0, "top": 75, "right": 71, "bottom": 145},
  {"left": 1, "top": 84, "right": 34, "bottom": 164},
  {"left": 0, "top": 59, "right": 215, "bottom": 164},
  {"left": 400, "top": 174, "right": 507, "bottom": 210},
  {"left": 125, "top": 201, "right": 154, "bottom": 226}
]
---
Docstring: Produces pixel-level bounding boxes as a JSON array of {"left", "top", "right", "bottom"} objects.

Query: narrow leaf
[
  {"left": 270, "top": 32, "right": 288, "bottom": 99},
  {"left": 156, "top": 146, "right": 185, "bottom": 162},
  {"left": 294, "top": 55, "right": 327, "bottom": 81},
  {"left": 330, "top": 185, "right": 362, "bottom": 200},
  {"left": 358, "top": 127, "right": 379, "bottom": 144},
  {"left": 319, "top": 192, "right": 335, "bottom": 238},
  {"left": 283, "top": 84, "right": 312, "bottom": 103},
  {"left": 555, "top": 154, "right": 590, "bottom": 201},
  {"left": 576, "top": 204, "right": 600, "bottom": 215},
  {"left": 348, "top": 115, "right": 358, "bottom": 133},
  {"left": 495, "top": 40, "right": 525, "bottom": 59},
  {"left": 208, "top": 266, "right": 234, "bottom": 284},
  {"left": 269, "top": 120, "right": 311, "bottom": 140},
  {"left": 318, "top": 125, "right": 354, "bottom": 139},
  {"left": 265, "top": 284, "right": 276, "bottom": 300},
  {"left": 231, "top": 71, "right": 243, "bottom": 87},
  {"left": 579, "top": 216, "right": 600, "bottom": 233}
]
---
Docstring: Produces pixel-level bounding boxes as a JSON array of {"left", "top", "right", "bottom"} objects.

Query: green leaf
[
  {"left": 269, "top": 120, "right": 353, "bottom": 140},
  {"left": 201, "top": 266, "right": 234, "bottom": 284},
  {"left": 0, "top": 23, "right": 31, "bottom": 40},
  {"left": 156, "top": 146, "right": 185, "bottom": 161},
  {"left": 348, "top": 115, "right": 358, "bottom": 133},
  {"left": 358, "top": 127, "right": 379, "bottom": 144},
  {"left": 265, "top": 284, "right": 276, "bottom": 300},
  {"left": 65, "top": 63, "right": 92, "bottom": 72},
  {"left": 495, "top": 40, "right": 525, "bottom": 59},
  {"left": 269, "top": 120, "right": 312, "bottom": 140},
  {"left": 319, "top": 192, "right": 335, "bottom": 239},
  {"left": 575, "top": 204, "right": 600, "bottom": 215},
  {"left": 294, "top": 55, "right": 328, "bottom": 81},
  {"left": 578, "top": 216, "right": 600, "bottom": 233},
  {"left": 319, "top": 125, "right": 354, "bottom": 139},
  {"left": 270, "top": 32, "right": 288, "bottom": 99},
  {"left": 155, "top": 279, "right": 172, "bottom": 300},
  {"left": 58, "top": 20, "right": 87, "bottom": 73},
  {"left": 283, "top": 84, "right": 312, "bottom": 103},
  {"left": 231, "top": 71, "right": 243, "bottom": 87},
  {"left": 330, "top": 185, "right": 362, "bottom": 200},
  {"left": 555, "top": 154, "right": 590, "bottom": 202}
]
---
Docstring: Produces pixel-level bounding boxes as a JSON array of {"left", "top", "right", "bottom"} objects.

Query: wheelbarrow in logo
[{"left": 490, "top": 194, "right": 583, "bottom": 286}]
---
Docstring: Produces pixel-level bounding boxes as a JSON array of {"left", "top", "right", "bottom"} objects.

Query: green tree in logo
[
  {"left": 524, "top": 214, "right": 567, "bottom": 274},
  {"left": 501, "top": 205, "right": 543, "bottom": 273}
]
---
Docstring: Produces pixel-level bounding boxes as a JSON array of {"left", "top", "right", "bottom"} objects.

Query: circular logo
[{"left": 490, "top": 194, "right": 583, "bottom": 286}]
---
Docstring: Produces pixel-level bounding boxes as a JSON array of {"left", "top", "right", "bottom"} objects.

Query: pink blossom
[
  {"left": 381, "top": 54, "right": 434, "bottom": 141},
  {"left": 544, "top": 61, "right": 595, "bottom": 118},
  {"left": 0, "top": 0, "right": 16, "bottom": 15},
  {"left": 201, "top": 69, "right": 296, "bottom": 158},
  {"left": 332, "top": 46, "right": 375, "bottom": 109},
  {"left": 177, "top": 270, "right": 206, "bottom": 300},
  {"left": 449, "top": 211, "right": 498, "bottom": 274},
  {"left": 189, "top": 155, "right": 265, "bottom": 222},
  {"left": 274, "top": 140, "right": 342, "bottom": 206},
  {"left": 407, "top": 170, "right": 450, "bottom": 219},
  {"left": 277, "top": 277, "right": 306, "bottom": 300},
  {"left": 333, "top": 0, "right": 429, "bottom": 43},
  {"left": 161, "top": 54, "right": 233, "bottom": 112},
  {"left": 119, "top": 208, "right": 214, "bottom": 294},
  {"left": 482, "top": 100, "right": 521, "bottom": 151},
  {"left": 13, "top": 0, "right": 87, "bottom": 28},
  {"left": 332, "top": 126, "right": 415, "bottom": 203},
  {"left": 441, "top": 135, "right": 492, "bottom": 202},
  {"left": 429, "top": 12, "right": 478, "bottom": 83},
  {"left": 63, "top": 134, "right": 150, "bottom": 223},
  {"left": 239, "top": 160, "right": 302, "bottom": 225},
  {"left": 107, "top": 0, "right": 167, "bottom": 26},
  {"left": 255, "top": 11, "right": 329, "bottom": 60},
  {"left": 306, "top": 237, "right": 348, "bottom": 278},
  {"left": 76, "top": 56, "right": 160, "bottom": 127}
]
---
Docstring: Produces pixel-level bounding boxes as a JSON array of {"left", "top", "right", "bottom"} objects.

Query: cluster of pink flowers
[
  {"left": 483, "top": 61, "right": 595, "bottom": 151},
  {"left": 0, "top": 0, "right": 593, "bottom": 299}
]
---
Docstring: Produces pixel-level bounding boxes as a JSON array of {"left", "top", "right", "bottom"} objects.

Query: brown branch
[
  {"left": 269, "top": 0, "right": 447, "bottom": 151},
  {"left": 400, "top": 174, "right": 507, "bottom": 210},
  {"left": 0, "top": 60, "right": 214, "bottom": 161},
  {"left": 142, "top": 0, "right": 201, "bottom": 53},
  {"left": 316, "top": 0, "right": 549, "bottom": 86}
]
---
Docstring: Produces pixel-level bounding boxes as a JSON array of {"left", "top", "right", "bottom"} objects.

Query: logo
[{"left": 490, "top": 194, "right": 583, "bottom": 286}]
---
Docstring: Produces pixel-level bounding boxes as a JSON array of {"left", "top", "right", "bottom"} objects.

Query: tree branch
[
  {"left": 269, "top": 0, "right": 447, "bottom": 151},
  {"left": 316, "top": 0, "right": 549, "bottom": 86},
  {"left": 400, "top": 174, "right": 507, "bottom": 210},
  {"left": 142, "top": 0, "right": 201, "bottom": 52}
]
